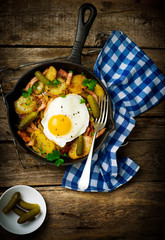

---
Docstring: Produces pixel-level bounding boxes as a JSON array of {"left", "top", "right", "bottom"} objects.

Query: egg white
[{"left": 41, "top": 94, "right": 89, "bottom": 147}]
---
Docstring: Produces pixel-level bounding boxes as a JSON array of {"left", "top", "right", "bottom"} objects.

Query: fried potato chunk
[
  {"left": 45, "top": 66, "right": 57, "bottom": 81},
  {"left": 31, "top": 130, "right": 56, "bottom": 155},
  {"left": 45, "top": 76, "right": 67, "bottom": 97},
  {"left": 68, "top": 74, "right": 86, "bottom": 94},
  {"left": 94, "top": 83, "right": 105, "bottom": 97},
  {"left": 14, "top": 96, "right": 37, "bottom": 114}
]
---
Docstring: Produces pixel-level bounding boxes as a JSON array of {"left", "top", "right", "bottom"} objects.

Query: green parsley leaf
[
  {"left": 22, "top": 87, "right": 32, "bottom": 98},
  {"left": 22, "top": 91, "right": 28, "bottom": 98},
  {"left": 81, "top": 72, "right": 84, "bottom": 76},
  {"left": 68, "top": 70, "right": 73, "bottom": 73},
  {"left": 46, "top": 150, "right": 60, "bottom": 162},
  {"left": 88, "top": 107, "right": 92, "bottom": 111},
  {"left": 46, "top": 150, "right": 64, "bottom": 166},
  {"left": 33, "top": 82, "right": 39, "bottom": 90},
  {"left": 91, "top": 132, "right": 94, "bottom": 136},
  {"left": 28, "top": 88, "right": 32, "bottom": 95},
  {"left": 55, "top": 158, "right": 64, "bottom": 167},
  {"left": 80, "top": 99, "right": 86, "bottom": 104},
  {"left": 46, "top": 79, "right": 60, "bottom": 87},
  {"left": 82, "top": 78, "right": 97, "bottom": 91}
]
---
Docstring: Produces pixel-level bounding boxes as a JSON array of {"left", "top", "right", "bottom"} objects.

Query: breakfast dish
[{"left": 14, "top": 66, "right": 106, "bottom": 166}]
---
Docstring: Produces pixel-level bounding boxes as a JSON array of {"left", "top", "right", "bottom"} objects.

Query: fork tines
[{"left": 97, "top": 95, "right": 109, "bottom": 126}]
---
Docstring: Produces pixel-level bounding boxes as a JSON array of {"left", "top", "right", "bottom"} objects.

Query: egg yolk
[{"left": 48, "top": 115, "right": 72, "bottom": 136}]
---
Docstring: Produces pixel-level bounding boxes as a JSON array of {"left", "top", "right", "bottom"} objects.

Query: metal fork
[{"left": 78, "top": 95, "right": 109, "bottom": 191}]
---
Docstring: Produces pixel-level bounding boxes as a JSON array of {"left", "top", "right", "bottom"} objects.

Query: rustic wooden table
[{"left": 0, "top": 0, "right": 165, "bottom": 239}]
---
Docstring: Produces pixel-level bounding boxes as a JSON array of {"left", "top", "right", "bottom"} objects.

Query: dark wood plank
[
  {"left": 0, "top": 142, "right": 66, "bottom": 186},
  {"left": 1, "top": 48, "right": 165, "bottom": 71},
  {"left": 0, "top": 0, "right": 165, "bottom": 48},
  {"left": 129, "top": 117, "right": 165, "bottom": 140},
  {"left": 0, "top": 140, "right": 164, "bottom": 187},
  {"left": 0, "top": 47, "right": 165, "bottom": 88},
  {"left": 0, "top": 183, "right": 165, "bottom": 239}
]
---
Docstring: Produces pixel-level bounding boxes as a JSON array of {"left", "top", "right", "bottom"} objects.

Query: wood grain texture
[
  {"left": 0, "top": 47, "right": 165, "bottom": 74},
  {"left": 0, "top": 184, "right": 165, "bottom": 240},
  {"left": 0, "top": 140, "right": 164, "bottom": 187},
  {"left": 0, "top": 0, "right": 165, "bottom": 48},
  {"left": 0, "top": 0, "right": 165, "bottom": 239}
]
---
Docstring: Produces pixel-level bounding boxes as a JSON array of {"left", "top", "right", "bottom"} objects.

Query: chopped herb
[
  {"left": 82, "top": 78, "right": 97, "bottom": 91},
  {"left": 46, "top": 150, "right": 64, "bottom": 167},
  {"left": 39, "top": 147, "right": 46, "bottom": 154},
  {"left": 63, "top": 153, "right": 69, "bottom": 158},
  {"left": 22, "top": 88, "right": 32, "bottom": 98},
  {"left": 25, "top": 97, "right": 31, "bottom": 106},
  {"left": 28, "top": 88, "right": 33, "bottom": 95},
  {"left": 68, "top": 70, "right": 73, "bottom": 73},
  {"left": 91, "top": 132, "right": 94, "bottom": 136},
  {"left": 81, "top": 72, "right": 84, "bottom": 76},
  {"left": 88, "top": 107, "right": 92, "bottom": 111},
  {"left": 80, "top": 99, "right": 86, "bottom": 104},
  {"left": 60, "top": 93, "right": 66, "bottom": 98},
  {"left": 46, "top": 79, "right": 60, "bottom": 87},
  {"left": 22, "top": 91, "right": 28, "bottom": 98},
  {"left": 33, "top": 82, "right": 39, "bottom": 90}
]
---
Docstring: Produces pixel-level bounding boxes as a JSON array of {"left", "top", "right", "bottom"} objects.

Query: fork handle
[{"left": 78, "top": 132, "right": 97, "bottom": 191}]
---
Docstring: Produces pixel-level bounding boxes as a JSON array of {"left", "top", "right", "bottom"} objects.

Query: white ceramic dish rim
[{"left": 0, "top": 185, "right": 47, "bottom": 235}]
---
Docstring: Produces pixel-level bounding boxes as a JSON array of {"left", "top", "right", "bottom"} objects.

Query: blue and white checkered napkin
[{"left": 62, "top": 30, "right": 165, "bottom": 192}]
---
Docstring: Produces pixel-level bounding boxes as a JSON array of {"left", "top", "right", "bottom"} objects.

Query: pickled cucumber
[
  {"left": 76, "top": 135, "right": 84, "bottom": 156},
  {"left": 18, "top": 199, "right": 40, "bottom": 210},
  {"left": 3, "top": 192, "right": 21, "bottom": 214},
  {"left": 18, "top": 112, "right": 38, "bottom": 130},
  {"left": 87, "top": 95, "right": 100, "bottom": 118},
  {"left": 17, "top": 205, "right": 40, "bottom": 224},
  {"left": 35, "top": 71, "right": 49, "bottom": 85},
  {"left": 13, "top": 206, "right": 27, "bottom": 216}
]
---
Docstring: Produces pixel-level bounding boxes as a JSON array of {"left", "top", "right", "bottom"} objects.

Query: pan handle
[{"left": 67, "top": 3, "right": 97, "bottom": 64}]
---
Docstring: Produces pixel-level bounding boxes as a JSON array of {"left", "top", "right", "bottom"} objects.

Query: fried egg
[{"left": 41, "top": 94, "right": 89, "bottom": 147}]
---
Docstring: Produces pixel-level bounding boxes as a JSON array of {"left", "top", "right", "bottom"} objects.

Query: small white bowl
[{"left": 0, "top": 185, "right": 47, "bottom": 235}]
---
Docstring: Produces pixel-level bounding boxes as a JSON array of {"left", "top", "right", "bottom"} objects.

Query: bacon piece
[
  {"left": 96, "top": 128, "right": 106, "bottom": 138},
  {"left": 27, "top": 139, "right": 35, "bottom": 146},
  {"left": 24, "top": 77, "right": 38, "bottom": 91},
  {"left": 38, "top": 96, "right": 47, "bottom": 112},
  {"left": 29, "top": 122, "right": 38, "bottom": 131},
  {"left": 17, "top": 130, "right": 30, "bottom": 142},
  {"left": 66, "top": 72, "right": 73, "bottom": 86},
  {"left": 60, "top": 146, "right": 72, "bottom": 154},
  {"left": 84, "top": 126, "right": 91, "bottom": 136},
  {"left": 58, "top": 69, "right": 68, "bottom": 79}
]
